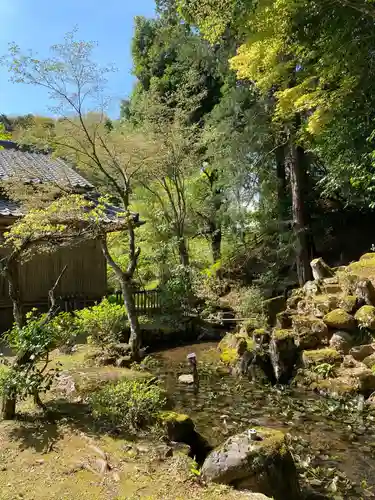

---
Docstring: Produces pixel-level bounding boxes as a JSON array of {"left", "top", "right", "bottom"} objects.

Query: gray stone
[
  {"left": 270, "top": 330, "right": 298, "bottom": 384},
  {"left": 201, "top": 428, "right": 301, "bottom": 500},
  {"left": 178, "top": 374, "right": 194, "bottom": 384},
  {"left": 115, "top": 356, "right": 132, "bottom": 368},
  {"left": 349, "top": 344, "right": 375, "bottom": 362},
  {"left": 329, "top": 331, "right": 353, "bottom": 355}
]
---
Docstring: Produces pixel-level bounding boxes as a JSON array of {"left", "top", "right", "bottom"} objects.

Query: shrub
[
  {"left": 159, "top": 265, "right": 195, "bottom": 315},
  {"left": 75, "top": 298, "right": 128, "bottom": 347},
  {"left": 5, "top": 309, "right": 75, "bottom": 400},
  {"left": 90, "top": 378, "right": 167, "bottom": 431}
]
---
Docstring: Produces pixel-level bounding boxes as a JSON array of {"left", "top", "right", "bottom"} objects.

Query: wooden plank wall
[{"left": 0, "top": 239, "right": 107, "bottom": 332}]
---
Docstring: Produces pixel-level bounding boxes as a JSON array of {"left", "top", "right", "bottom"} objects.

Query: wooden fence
[{"left": 112, "top": 289, "right": 162, "bottom": 314}]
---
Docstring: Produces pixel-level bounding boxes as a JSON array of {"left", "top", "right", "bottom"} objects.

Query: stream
[{"left": 147, "top": 342, "right": 375, "bottom": 499}]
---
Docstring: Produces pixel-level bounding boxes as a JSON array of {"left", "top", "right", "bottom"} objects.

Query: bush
[
  {"left": 224, "top": 286, "right": 267, "bottom": 329},
  {"left": 159, "top": 265, "right": 195, "bottom": 316},
  {"left": 5, "top": 309, "right": 76, "bottom": 399},
  {"left": 90, "top": 378, "right": 167, "bottom": 431},
  {"left": 75, "top": 298, "right": 128, "bottom": 347}
]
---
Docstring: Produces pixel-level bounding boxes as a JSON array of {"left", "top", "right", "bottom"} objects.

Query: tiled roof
[
  {"left": 0, "top": 141, "right": 93, "bottom": 189},
  {"left": 0, "top": 198, "right": 23, "bottom": 217}
]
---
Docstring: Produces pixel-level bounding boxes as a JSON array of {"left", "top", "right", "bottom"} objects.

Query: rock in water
[
  {"left": 178, "top": 374, "right": 194, "bottom": 384},
  {"left": 201, "top": 427, "right": 301, "bottom": 500}
]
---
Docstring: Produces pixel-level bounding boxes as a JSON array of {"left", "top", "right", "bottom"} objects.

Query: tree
[{"left": 4, "top": 30, "right": 155, "bottom": 359}]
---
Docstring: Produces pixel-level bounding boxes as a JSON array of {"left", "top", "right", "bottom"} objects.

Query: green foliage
[
  {"left": 232, "top": 286, "right": 267, "bottom": 325},
  {"left": 90, "top": 379, "right": 167, "bottom": 431},
  {"left": 312, "top": 363, "right": 336, "bottom": 380},
  {"left": 5, "top": 309, "right": 75, "bottom": 399},
  {"left": 159, "top": 265, "right": 194, "bottom": 315},
  {"left": 75, "top": 298, "right": 128, "bottom": 348}
]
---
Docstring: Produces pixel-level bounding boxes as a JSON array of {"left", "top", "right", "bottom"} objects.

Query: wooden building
[{"left": 0, "top": 140, "right": 115, "bottom": 331}]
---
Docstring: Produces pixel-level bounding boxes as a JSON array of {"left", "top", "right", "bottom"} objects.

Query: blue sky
[{"left": 0, "top": 0, "right": 156, "bottom": 118}]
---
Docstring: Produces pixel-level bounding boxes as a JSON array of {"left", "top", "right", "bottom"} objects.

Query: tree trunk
[
  {"left": 288, "top": 140, "right": 313, "bottom": 286},
  {"left": 210, "top": 222, "right": 222, "bottom": 264},
  {"left": 120, "top": 278, "right": 142, "bottom": 360},
  {"left": 178, "top": 237, "right": 190, "bottom": 267},
  {"left": 6, "top": 259, "right": 25, "bottom": 328},
  {"left": 275, "top": 144, "right": 288, "bottom": 221},
  {"left": 1, "top": 395, "right": 16, "bottom": 420}
]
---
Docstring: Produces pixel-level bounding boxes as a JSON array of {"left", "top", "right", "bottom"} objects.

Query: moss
[
  {"left": 158, "top": 411, "right": 191, "bottom": 423},
  {"left": 338, "top": 294, "right": 357, "bottom": 314},
  {"left": 253, "top": 427, "right": 286, "bottom": 455},
  {"left": 360, "top": 253, "right": 375, "bottom": 261},
  {"left": 220, "top": 346, "right": 238, "bottom": 365},
  {"left": 302, "top": 348, "right": 341, "bottom": 367},
  {"left": 323, "top": 308, "right": 356, "bottom": 330},
  {"left": 273, "top": 328, "right": 294, "bottom": 341},
  {"left": 347, "top": 256, "right": 375, "bottom": 281},
  {"left": 235, "top": 333, "right": 255, "bottom": 351},
  {"left": 355, "top": 305, "right": 375, "bottom": 330}
]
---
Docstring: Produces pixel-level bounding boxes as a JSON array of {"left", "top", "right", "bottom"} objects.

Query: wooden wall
[{"left": 0, "top": 238, "right": 107, "bottom": 331}]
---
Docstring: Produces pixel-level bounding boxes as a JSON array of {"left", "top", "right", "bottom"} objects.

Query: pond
[{"left": 149, "top": 342, "right": 375, "bottom": 499}]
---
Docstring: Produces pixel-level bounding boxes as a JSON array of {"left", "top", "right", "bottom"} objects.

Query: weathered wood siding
[{"left": 0, "top": 239, "right": 107, "bottom": 331}]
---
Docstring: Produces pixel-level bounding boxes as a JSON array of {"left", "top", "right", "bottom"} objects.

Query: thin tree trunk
[
  {"left": 1, "top": 396, "right": 16, "bottom": 420},
  {"left": 211, "top": 229, "right": 222, "bottom": 263},
  {"left": 178, "top": 237, "right": 190, "bottom": 267},
  {"left": 275, "top": 144, "right": 288, "bottom": 221},
  {"left": 99, "top": 236, "right": 142, "bottom": 360},
  {"left": 120, "top": 278, "right": 142, "bottom": 360},
  {"left": 288, "top": 140, "right": 313, "bottom": 286}
]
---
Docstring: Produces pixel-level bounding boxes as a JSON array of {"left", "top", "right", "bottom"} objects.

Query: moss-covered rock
[
  {"left": 302, "top": 348, "right": 342, "bottom": 368},
  {"left": 336, "top": 364, "right": 375, "bottom": 394},
  {"left": 292, "top": 315, "right": 329, "bottom": 349},
  {"left": 275, "top": 311, "right": 292, "bottom": 329},
  {"left": 338, "top": 295, "right": 357, "bottom": 314},
  {"left": 355, "top": 305, "right": 375, "bottom": 330},
  {"left": 363, "top": 352, "right": 375, "bottom": 368},
  {"left": 218, "top": 333, "right": 253, "bottom": 365},
  {"left": 311, "top": 377, "right": 359, "bottom": 397},
  {"left": 312, "top": 294, "right": 339, "bottom": 317},
  {"left": 201, "top": 427, "right": 301, "bottom": 500},
  {"left": 270, "top": 329, "right": 298, "bottom": 383},
  {"left": 323, "top": 309, "right": 356, "bottom": 331},
  {"left": 311, "top": 257, "right": 334, "bottom": 280}
]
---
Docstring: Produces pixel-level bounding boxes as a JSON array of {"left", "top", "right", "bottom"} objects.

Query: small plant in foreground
[
  {"left": 312, "top": 363, "right": 336, "bottom": 379},
  {"left": 90, "top": 378, "right": 167, "bottom": 431}
]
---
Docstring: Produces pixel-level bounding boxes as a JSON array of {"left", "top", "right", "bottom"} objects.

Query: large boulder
[
  {"left": 292, "top": 316, "right": 329, "bottom": 349},
  {"left": 329, "top": 331, "right": 353, "bottom": 355},
  {"left": 218, "top": 333, "right": 254, "bottom": 367},
  {"left": 355, "top": 305, "right": 375, "bottom": 330},
  {"left": 302, "top": 348, "right": 342, "bottom": 368},
  {"left": 323, "top": 309, "right": 356, "bottom": 331},
  {"left": 362, "top": 352, "right": 375, "bottom": 368},
  {"left": 270, "top": 329, "right": 298, "bottom": 383},
  {"left": 201, "top": 427, "right": 301, "bottom": 500},
  {"left": 336, "top": 363, "right": 375, "bottom": 394}
]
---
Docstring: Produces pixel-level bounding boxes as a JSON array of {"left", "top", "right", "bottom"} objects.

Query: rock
[
  {"left": 329, "top": 331, "right": 353, "bottom": 355},
  {"left": 355, "top": 279, "right": 375, "bottom": 306},
  {"left": 342, "top": 354, "right": 362, "bottom": 368},
  {"left": 312, "top": 376, "right": 359, "bottom": 397},
  {"left": 336, "top": 363, "right": 375, "bottom": 394},
  {"left": 362, "top": 352, "right": 375, "bottom": 368},
  {"left": 312, "top": 295, "right": 339, "bottom": 318},
  {"left": 338, "top": 295, "right": 357, "bottom": 314},
  {"left": 55, "top": 373, "right": 76, "bottom": 395},
  {"left": 218, "top": 333, "right": 254, "bottom": 366},
  {"left": 349, "top": 344, "right": 375, "bottom": 362},
  {"left": 178, "top": 374, "right": 194, "bottom": 385},
  {"left": 323, "top": 309, "right": 356, "bottom": 331},
  {"left": 292, "top": 316, "right": 329, "bottom": 349},
  {"left": 252, "top": 328, "right": 270, "bottom": 344},
  {"left": 158, "top": 412, "right": 212, "bottom": 464},
  {"left": 302, "top": 348, "right": 341, "bottom": 368},
  {"left": 303, "top": 280, "right": 320, "bottom": 296},
  {"left": 275, "top": 311, "right": 292, "bottom": 329},
  {"left": 366, "top": 391, "right": 375, "bottom": 407},
  {"left": 115, "top": 356, "right": 132, "bottom": 368},
  {"left": 201, "top": 427, "right": 301, "bottom": 500},
  {"left": 355, "top": 305, "right": 375, "bottom": 330},
  {"left": 311, "top": 258, "right": 334, "bottom": 280},
  {"left": 270, "top": 329, "right": 298, "bottom": 383}
]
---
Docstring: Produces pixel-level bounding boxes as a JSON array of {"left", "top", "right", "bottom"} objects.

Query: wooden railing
[{"left": 112, "top": 289, "right": 162, "bottom": 314}]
